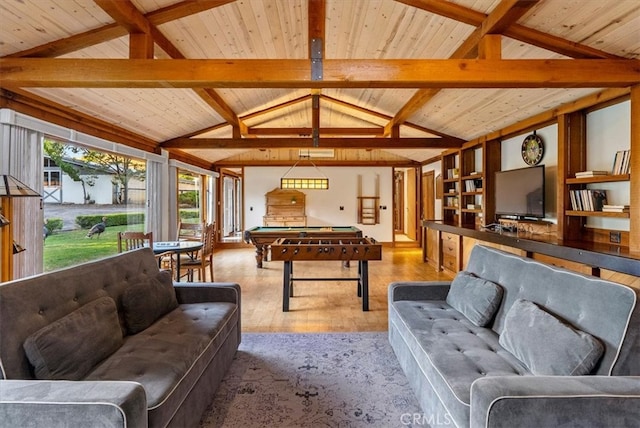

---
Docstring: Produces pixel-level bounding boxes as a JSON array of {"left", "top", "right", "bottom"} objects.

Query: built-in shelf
[
  {"left": 565, "top": 174, "right": 630, "bottom": 185},
  {"left": 566, "top": 210, "right": 630, "bottom": 218}
]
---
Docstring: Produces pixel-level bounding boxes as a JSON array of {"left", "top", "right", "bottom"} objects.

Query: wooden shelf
[
  {"left": 566, "top": 174, "right": 630, "bottom": 184},
  {"left": 566, "top": 210, "right": 629, "bottom": 218}
]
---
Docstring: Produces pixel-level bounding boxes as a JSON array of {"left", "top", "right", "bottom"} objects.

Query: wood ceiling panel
[
  {"left": 326, "top": 0, "right": 475, "bottom": 59},
  {"left": 28, "top": 86, "right": 224, "bottom": 141},
  {"left": 518, "top": 0, "right": 640, "bottom": 58},
  {"left": 0, "top": 0, "right": 114, "bottom": 56},
  {"left": 157, "top": 0, "right": 307, "bottom": 59},
  {"left": 409, "top": 87, "right": 599, "bottom": 140}
]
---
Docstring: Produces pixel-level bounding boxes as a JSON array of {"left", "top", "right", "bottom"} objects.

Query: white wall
[
  {"left": 501, "top": 123, "right": 559, "bottom": 222},
  {"left": 244, "top": 166, "right": 394, "bottom": 242},
  {"left": 585, "top": 100, "right": 630, "bottom": 231},
  {"left": 422, "top": 160, "right": 442, "bottom": 220}
]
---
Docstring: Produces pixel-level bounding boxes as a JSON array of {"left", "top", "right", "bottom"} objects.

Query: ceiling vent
[{"left": 299, "top": 149, "right": 335, "bottom": 159}]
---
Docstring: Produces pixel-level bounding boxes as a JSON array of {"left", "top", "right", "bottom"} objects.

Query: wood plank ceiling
[{"left": 1, "top": 0, "right": 639, "bottom": 169}]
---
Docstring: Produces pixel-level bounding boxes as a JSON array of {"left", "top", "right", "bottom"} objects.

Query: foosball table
[{"left": 270, "top": 237, "right": 382, "bottom": 312}]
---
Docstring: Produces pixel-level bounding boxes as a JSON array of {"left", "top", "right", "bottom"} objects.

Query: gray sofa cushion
[
  {"left": 122, "top": 270, "right": 179, "bottom": 334},
  {"left": 23, "top": 296, "right": 123, "bottom": 380},
  {"left": 389, "top": 300, "right": 530, "bottom": 427},
  {"left": 87, "top": 302, "right": 238, "bottom": 425},
  {"left": 446, "top": 271, "right": 503, "bottom": 327},
  {"left": 499, "top": 299, "right": 604, "bottom": 375}
]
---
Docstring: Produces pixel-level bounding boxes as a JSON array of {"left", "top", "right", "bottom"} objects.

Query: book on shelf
[
  {"left": 602, "top": 204, "right": 630, "bottom": 213},
  {"left": 611, "top": 150, "right": 631, "bottom": 175},
  {"left": 568, "top": 189, "right": 607, "bottom": 211},
  {"left": 575, "top": 171, "right": 610, "bottom": 178}
]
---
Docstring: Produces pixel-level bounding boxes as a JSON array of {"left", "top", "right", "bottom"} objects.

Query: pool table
[{"left": 243, "top": 226, "right": 363, "bottom": 268}]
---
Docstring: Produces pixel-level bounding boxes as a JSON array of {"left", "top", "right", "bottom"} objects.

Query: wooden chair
[
  {"left": 118, "top": 231, "right": 173, "bottom": 273},
  {"left": 177, "top": 221, "right": 205, "bottom": 241},
  {"left": 179, "top": 223, "right": 215, "bottom": 282},
  {"left": 117, "top": 231, "right": 153, "bottom": 252}
]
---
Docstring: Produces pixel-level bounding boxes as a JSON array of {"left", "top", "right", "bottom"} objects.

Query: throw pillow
[
  {"left": 499, "top": 299, "right": 604, "bottom": 376},
  {"left": 446, "top": 270, "right": 503, "bottom": 327},
  {"left": 121, "top": 270, "right": 179, "bottom": 335},
  {"left": 23, "top": 296, "right": 123, "bottom": 380}
]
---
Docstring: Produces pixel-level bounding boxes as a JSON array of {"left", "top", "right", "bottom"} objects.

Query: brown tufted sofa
[{"left": 0, "top": 248, "right": 241, "bottom": 428}]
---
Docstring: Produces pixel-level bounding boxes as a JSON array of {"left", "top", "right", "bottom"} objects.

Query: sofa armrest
[
  {"left": 0, "top": 380, "right": 147, "bottom": 428},
  {"left": 470, "top": 375, "right": 640, "bottom": 428},
  {"left": 388, "top": 281, "right": 451, "bottom": 302},
  {"left": 174, "top": 282, "right": 241, "bottom": 306}
]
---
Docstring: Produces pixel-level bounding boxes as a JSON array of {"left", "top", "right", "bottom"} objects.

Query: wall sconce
[
  {"left": 0, "top": 212, "right": 9, "bottom": 228},
  {"left": 0, "top": 175, "right": 41, "bottom": 197},
  {"left": 12, "top": 240, "right": 25, "bottom": 254}
]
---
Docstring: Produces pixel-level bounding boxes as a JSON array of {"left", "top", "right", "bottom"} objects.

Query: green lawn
[{"left": 44, "top": 224, "right": 144, "bottom": 272}]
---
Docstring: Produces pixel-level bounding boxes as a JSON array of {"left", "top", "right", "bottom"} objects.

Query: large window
[
  {"left": 178, "top": 170, "right": 202, "bottom": 223},
  {"left": 42, "top": 138, "right": 147, "bottom": 271}
]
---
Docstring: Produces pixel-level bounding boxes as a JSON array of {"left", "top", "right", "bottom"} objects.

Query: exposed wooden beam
[
  {"left": 396, "top": 0, "right": 622, "bottom": 59},
  {"left": 160, "top": 136, "right": 464, "bottom": 149},
  {"left": 248, "top": 127, "right": 385, "bottom": 136},
  {"left": 3, "top": 58, "right": 637, "bottom": 88},
  {"left": 240, "top": 95, "right": 311, "bottom": 121},
  {"left": 214, "top": 159, "right": 421, "bottom": 168},
  {"left": 95, "top": 0, "right": 151, "bottom": 34}
]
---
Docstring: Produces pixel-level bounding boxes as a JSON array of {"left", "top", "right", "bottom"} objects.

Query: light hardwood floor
[{"left": 210, "top": 245, "right": 453, "bottom": 333}]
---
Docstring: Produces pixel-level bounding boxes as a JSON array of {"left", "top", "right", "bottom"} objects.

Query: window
[
  {"left": 42, "top": 138, "right": 147, "bottom": 272},
  {"left": 178, "top": 170, "right": 202, "bottom": 223}
]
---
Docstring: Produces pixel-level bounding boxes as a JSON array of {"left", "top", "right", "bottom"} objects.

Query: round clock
[{"left": 521, "top": 132, "right": 544, "bottom": 165}]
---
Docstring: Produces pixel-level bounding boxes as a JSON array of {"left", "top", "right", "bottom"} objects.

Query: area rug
[{"left": 199, "top": 332, "right": 424, "bottom": 427}]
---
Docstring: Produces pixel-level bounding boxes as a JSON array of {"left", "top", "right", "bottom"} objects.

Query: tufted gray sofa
[
  {"left": 0, "top": 248, "right": 241, "bottom": 428},
  {"left": 389, "top": 244, "right": 640, "bottom": 428}
]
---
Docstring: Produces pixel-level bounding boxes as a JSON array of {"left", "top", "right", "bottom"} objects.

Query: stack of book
[
  {"left": 575, "top": 170, "right": 609, "bottom": 178},
  {"left": 569, "top": 189, "right": 607, "bottom": 211},
  {"left": 447, "top": 168, "right": 459, "bottom": 179},
  {"left": 612, "top": 150, "right": 631, "bottom": 175},
  {"left": 602, "top": 204, "right": 630, "bottom": 213}
]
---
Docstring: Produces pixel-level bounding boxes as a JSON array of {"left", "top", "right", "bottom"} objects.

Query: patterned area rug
[{"left": 199, "top": 332, "right": 424, "bottom": 427}]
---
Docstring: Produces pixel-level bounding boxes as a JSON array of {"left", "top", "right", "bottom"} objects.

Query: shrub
[
  {"left": 179, "top": 209, "right": 200, "bottom": 220},
  {"left": 178, "top": 191, "right": 198, "bottom": 207},
  {"left": 44, "top": 218, "right": 63, "bottom": 234},
  {"left": 76, "top": 212, "right": 145, "bottom": 229}
]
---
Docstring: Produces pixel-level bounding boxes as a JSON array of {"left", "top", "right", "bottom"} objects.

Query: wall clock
[{"left": 521, "top": 132, "right": 544, "bottom": 165}]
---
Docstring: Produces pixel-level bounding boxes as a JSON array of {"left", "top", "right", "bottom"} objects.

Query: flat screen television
[{"left": 494, "top": 165, "right": 545, "bottom": 219}]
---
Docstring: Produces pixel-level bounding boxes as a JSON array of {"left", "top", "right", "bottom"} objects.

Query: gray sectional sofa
[
  {"left": 389, "top": 244, "right": 640, "bottom": 428},
  {"left": 0, "top": 248, "right": 241, "bottom": 428}
]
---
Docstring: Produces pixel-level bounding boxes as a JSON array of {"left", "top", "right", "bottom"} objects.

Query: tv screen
[{"left": 494, "top": 165, "right": 545, "bottom": 219}]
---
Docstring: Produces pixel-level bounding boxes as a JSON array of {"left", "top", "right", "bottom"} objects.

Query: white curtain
[
  {"left": 0, "top": 123, "right": 44, "bottom": 278},
  {"left": 146, "top": 156, "right": 170, "bottom": 241}
]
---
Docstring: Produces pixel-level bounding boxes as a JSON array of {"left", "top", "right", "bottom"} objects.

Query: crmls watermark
[{"left": 400, "top": 412, "right": 453, "bottom": 426}]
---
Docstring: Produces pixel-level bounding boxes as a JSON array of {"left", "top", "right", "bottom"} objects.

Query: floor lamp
[{"left": 0, "top": 175, "right": 40, "bottom": 282}]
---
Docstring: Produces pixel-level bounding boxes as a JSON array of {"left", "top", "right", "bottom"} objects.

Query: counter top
[{"left": 423, "top": 221, "right": 640, "bottom": 277}]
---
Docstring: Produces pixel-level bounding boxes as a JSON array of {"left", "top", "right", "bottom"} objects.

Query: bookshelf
[
  {"left": 558, "top": 102, "right": 637, "bottom": 252},
  {"left": 440, "top": 141, "right": 500, "bottom": 228}
]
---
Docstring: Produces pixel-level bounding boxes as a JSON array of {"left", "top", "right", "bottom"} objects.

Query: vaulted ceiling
[{"left": 1, "top": 0, "right": 639, "bottom": 169}]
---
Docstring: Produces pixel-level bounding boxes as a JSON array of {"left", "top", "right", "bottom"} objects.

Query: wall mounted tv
[{"left": 494, "top": 165, "right": 545, "bottom": 219}]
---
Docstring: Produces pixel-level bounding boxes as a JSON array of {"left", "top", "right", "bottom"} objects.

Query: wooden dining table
[{"left": 153, "top": 241, "right": 203, "bottom": 281}]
